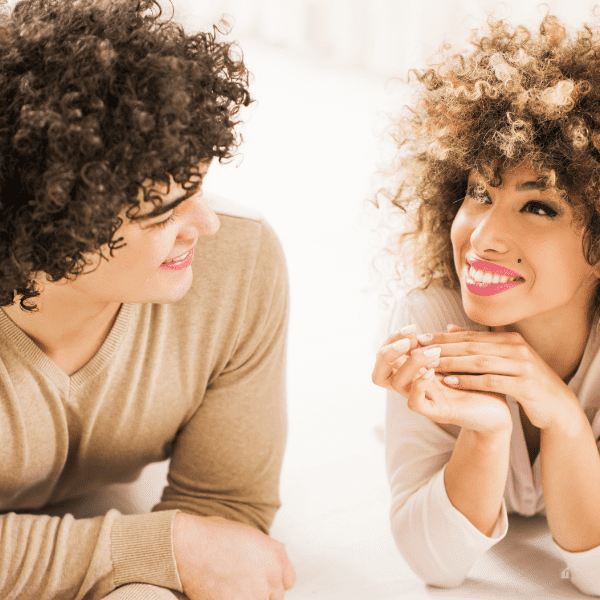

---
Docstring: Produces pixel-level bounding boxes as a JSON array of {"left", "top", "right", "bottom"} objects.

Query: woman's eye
[
  {"left": 466, "top": 186, "right": 490, "bottom": 204},
  {"left": 521, "top": 201, "right": 558, "bottom": 217}
]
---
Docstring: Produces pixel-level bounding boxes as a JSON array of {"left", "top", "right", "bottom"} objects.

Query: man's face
[{"left": 67, "top": 164, "right": 220, "bottom": 305}]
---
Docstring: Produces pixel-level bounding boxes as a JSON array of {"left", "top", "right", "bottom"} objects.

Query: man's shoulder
[
  {"left": 204, "top": 192, "right": 264, "bottom": 223},
  {"left": 187, "top": 194, "right": 286, "bottom": 298},
  {"left": 201, "top": 193, "right": 282, "bottom": 254}
]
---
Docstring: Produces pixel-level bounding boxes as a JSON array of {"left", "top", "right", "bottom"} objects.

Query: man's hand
[{"left": 172, "top": 513, "right": 295, "bottom": 600}]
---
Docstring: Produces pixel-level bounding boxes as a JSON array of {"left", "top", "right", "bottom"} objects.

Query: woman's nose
[{"left": 469, "top": 208, "right": 511, "bottom": 254}]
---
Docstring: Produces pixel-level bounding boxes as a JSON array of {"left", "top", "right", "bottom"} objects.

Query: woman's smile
[
  {"left": 464, "top": 256, "right": 524, "bottom": 296},
  {"left": 451, "top": 164, "right": 600, "bottom": 328}
]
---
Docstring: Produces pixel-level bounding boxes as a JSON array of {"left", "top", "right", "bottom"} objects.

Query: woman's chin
[{"left": 462, "top": 303, "right": 513, "bottom": 329}]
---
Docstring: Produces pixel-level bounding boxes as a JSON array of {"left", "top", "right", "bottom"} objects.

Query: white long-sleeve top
[{"left": 386, "top": 282, "right": 600, "bottom": 595}]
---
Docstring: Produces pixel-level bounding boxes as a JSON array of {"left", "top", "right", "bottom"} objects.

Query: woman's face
[
  {"left": 67, "top": 165, "right": 220, "bottom": 305},
  {"left": 450, "top": 164, "right": 600, "bottom": 329}
]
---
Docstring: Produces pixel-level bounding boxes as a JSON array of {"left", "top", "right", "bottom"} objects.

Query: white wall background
[
  {"left": 172, "top": 0, "right": 600, "bottom": 77},
  {"left": 167, "top": 0, "right": 600, "bottom": 475}
]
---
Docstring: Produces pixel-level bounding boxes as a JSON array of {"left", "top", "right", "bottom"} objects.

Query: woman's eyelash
[
  {"left": 465, "top": 186, "right": 559, "bottom": 218},
  {"left": 466, "top": 185, "right": 489, "bottom": 203},
  {"left": 521, "top": 201, "right": 558, "bottom": 217}
]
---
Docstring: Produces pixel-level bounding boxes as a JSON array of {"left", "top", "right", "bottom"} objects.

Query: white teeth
[{"left": 467, "top": 266, "right": 520, "bottom": 284}]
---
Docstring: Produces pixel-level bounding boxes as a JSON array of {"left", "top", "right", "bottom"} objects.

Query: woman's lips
[
  {"left": 464, "top": 257, "right": 523, "bottom": 297},
  {"left": 465, "top": 277, "right": 521, "bottom": 297},
  {"left": 468, "top": 257, "right": 523, "bottom": 278},
  {"left": 159, "top": 248, "right": 194, "bottom": 271}
]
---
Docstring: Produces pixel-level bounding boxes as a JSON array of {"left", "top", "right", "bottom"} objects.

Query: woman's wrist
[{"left": 467, "top": 425, "right": 513, "bottom": 448}]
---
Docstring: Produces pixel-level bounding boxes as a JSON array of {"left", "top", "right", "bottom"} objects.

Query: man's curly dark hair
[
  {"left": 379, "top": 12, "right": 600, "bottom": 304},
  {"left": 0, "top": 0, "right": 250, "bottom": 310}
]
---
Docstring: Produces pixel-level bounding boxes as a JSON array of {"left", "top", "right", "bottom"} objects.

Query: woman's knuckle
[
  {"left": 464, "top": 342, "right": 478, "bottom": 354},
  {"left": 474, "top": 355, "right": 488, "bottom": 369},
  {"left": 484, "top": 374, "right": 500, "bottom": 388},
  {"left": 507, "top": 331, "right": 523, "bottom": 343}
]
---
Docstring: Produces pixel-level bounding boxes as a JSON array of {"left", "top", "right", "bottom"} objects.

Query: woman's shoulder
[{"left": 389, "top": 280, "right": 485, "bottom": 336}]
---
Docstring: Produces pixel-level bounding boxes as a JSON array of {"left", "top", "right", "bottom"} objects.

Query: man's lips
[
  {"left": 159, "top": 248, "right": 194, "bottom": 271},
  {"left": 467, "top": 257, "right": 523, "bottom": 279}
]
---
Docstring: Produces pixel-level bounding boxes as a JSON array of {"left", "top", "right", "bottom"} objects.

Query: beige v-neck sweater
[{"left": 0, "top": 195, "right": 289, "bottom": 600}]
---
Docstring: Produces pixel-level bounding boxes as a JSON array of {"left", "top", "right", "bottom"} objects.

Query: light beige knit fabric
[{"left": 0, "top": 197, "right": 289, "bottom": 600}]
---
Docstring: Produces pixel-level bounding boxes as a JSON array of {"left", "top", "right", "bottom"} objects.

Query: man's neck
[{"left": 4, "top": 282, "right": 121, "bottom": 374}]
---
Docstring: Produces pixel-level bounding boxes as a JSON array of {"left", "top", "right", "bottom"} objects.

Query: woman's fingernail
[
  {"left": 400, "top": 324, "right": 417, "bottom": 335},
  {"left": 426, "top": 359, "right": 440, "bottom": 368},
  {"left": 416, "top": 333, "right": 433, "bottom": 344},
  {"left": 423, "top": 347, "right": 441, "bottom": 358},
  {"left": 422, "top": 368, "right": 435, "bottom": 380},
  {"left": 444, "top": 376, "right": 459, "bottom": 385},
  {"left": 392, "top": 338, "right": 410, "bottom": 352}
]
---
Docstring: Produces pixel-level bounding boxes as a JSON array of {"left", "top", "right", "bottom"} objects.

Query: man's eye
[
  {"left": 521, "top": 201, "right": 558, "bottom": 217},
  {"left": 150, "top": 212, "right": 176, "bottom": 229}
]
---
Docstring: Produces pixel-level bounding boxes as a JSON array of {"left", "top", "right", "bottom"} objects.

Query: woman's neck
[{"left": 495, "top": 306, "right": 594, "bottom": 382}]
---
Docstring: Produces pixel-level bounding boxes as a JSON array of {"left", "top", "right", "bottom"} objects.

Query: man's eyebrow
[{"left": 133, "top": 192, "right": 192, "bottom": 221}]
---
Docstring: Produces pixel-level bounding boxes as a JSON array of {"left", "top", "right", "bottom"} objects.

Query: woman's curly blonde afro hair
[{"left": 381, "top": 12, "right": 600, "bottom": 297}]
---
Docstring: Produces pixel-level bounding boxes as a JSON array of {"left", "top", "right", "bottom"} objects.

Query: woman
[{"left": 372, "top": 13, "right": 600, "bottom": 595}]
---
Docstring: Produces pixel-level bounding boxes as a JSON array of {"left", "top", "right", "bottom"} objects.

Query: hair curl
[
  {"left": 0, "top": 0, "right": 251, "bottom": 310},
  {"left": 379, "top": 12, "right": 600, "bottom": 303}
]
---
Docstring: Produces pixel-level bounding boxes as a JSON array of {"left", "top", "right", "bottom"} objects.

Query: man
[{"left": 0, "top": 0, "right": 295, "bottom": 598}]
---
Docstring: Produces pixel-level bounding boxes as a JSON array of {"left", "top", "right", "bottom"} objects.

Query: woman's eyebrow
[{"left": 516, "top": 181, "right": 542, "bottom": 191}]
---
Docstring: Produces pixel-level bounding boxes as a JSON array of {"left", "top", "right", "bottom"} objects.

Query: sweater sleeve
[
  {"left": 154, "top": 221, "right": 289, "bottom": 533},
  {"left": 385, "top": 284, "right": 508, "bottom": 587},
  {"left": 0, "top": 508, "right": 182, "bottom": 600},
  {"left": 544, "top": 425, "right": 600, "bottom": 595}
]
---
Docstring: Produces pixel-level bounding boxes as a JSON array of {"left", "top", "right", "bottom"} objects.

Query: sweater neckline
[{"left": 0, "top": 303, "right": 137, "bottom": 391}]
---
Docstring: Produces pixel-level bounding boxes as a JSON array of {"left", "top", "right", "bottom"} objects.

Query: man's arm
[
  {"left": 153, "top": 220, "right": 294, "bottom": 598},
  {"left": 0, "top": 508, "right": 182, "bottom": 600}
]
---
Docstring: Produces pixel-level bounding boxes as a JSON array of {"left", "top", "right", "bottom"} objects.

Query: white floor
[{"left": 83, "top": 40, "right": 590, "bottom": 599}]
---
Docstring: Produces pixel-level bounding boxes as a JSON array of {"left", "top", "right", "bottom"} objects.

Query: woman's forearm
[
  {"left": 444, "top": 427, "right": 512, "bottom": 536},
  {"left": 541, "top": 411, "right": 600, "bottom": 552}
]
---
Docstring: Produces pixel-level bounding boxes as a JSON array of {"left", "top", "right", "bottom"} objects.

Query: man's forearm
[
  {"left": 541, "top": 410, "right": 600, "bottom": 552},
  {"left": 444, "top": 427, "right": 511, "bottom": 536}
]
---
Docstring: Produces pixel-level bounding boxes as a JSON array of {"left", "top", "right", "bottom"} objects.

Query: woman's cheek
[{"left": 450, "top": 210, "right": 468, "bottom": 264}]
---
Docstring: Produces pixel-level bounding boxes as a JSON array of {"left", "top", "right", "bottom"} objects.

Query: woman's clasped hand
[{"left": 373, "top": 323, "right": 583, "bottom": 436}]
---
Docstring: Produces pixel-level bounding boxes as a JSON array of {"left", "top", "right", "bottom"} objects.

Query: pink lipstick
[
  {"left": 468, "top": 257, "right": 523, "bottom": 278},
  {"left": 159, "top": 248, "right": 194, "bottom": 271},
  {"left": 465, "top": 257, "right": 523, "bottom": 297}
]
